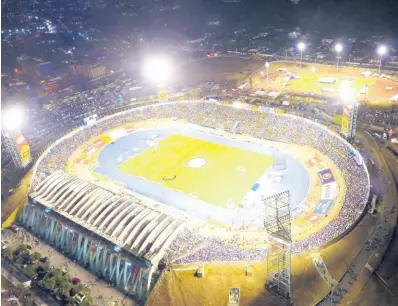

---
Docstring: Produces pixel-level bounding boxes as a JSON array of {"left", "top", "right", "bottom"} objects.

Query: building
[
  {"left": 36, "top": 62, "right": 54, "bottom": 78},
  {"left": 70, "top": 62, "right": 107, "bottom": 79}
]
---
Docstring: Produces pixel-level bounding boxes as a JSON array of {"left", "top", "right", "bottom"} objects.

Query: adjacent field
[
  {"left": 118, "top": 134, "right": 274, "bottom": 207},
  {"left": 250, "top": 61, "right": 398, "bottom": 106},
  {"left": 174, "top": 57, "right": 264, "bottom": 86}
]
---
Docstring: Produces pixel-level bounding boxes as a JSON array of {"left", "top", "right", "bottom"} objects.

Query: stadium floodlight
[
  {"left": 377, "top": 46, "right": 387, "bottom": 74},
  {"left": 142, "top": 57, "right": 172, "bottom": 84},
  {"left": 378, "top": 45, "right": 387, "bottom": 55},
  {"left": 2, "top": 107, "right": 24, "bottom": 131},
  {"left": 297, "top": 42, "right": 305, "bottom": 51},
  {"left": 297, "top": 42, "right": 305, "bottom": 69},
  {"left": 335, "top": 43, "right": 343, "bottom": 70},
  {"left": 340, "top": 80, "right": 354, "bottom": 104}
]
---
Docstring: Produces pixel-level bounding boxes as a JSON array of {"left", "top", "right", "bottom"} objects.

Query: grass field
[
  {"left": 251, "top": 61, "right": 398, "bottom": 106},
  {"left": 118, "top": 134, "right": 274, "bottom": 207}
]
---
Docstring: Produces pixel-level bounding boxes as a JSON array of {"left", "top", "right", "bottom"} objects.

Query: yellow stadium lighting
[{"left": 2, "top": 107, "right": 24, "bottom": 131}]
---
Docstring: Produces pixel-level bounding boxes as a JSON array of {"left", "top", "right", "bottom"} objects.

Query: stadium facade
[{"left": 18, "top": 101, "right": 370, "bottom": 301}]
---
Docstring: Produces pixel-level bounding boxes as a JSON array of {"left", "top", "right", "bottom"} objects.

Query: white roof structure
[{"left": 29, "top": 172, "right": 185, "bottom": 264}]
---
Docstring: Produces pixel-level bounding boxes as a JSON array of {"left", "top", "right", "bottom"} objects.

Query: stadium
[{"left": 14, "top": 100, "right": 370, "bottom": 303}]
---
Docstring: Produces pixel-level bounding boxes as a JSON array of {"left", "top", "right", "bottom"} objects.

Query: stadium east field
[
  {"left": 118, "top": 134, "right": 274, "bottom": 207},
  {"left": 250, "top": 60, "right": 398, "bottom": 106}
]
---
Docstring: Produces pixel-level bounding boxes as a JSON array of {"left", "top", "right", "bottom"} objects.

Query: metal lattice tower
[
  {"left": 263, "top": 191, "right": 292, "bottom": 302},
  {"left": 2, "top": 130, "right": 24, "bottom": 169}
]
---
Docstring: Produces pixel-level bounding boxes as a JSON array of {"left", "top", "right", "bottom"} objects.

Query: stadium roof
[{"left": 29, "top": 172, "right": 185, "bottom": 264}]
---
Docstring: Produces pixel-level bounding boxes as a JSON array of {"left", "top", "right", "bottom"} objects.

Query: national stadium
[{"left": 14, "top": 100, "right": 370, "bottom": 303}]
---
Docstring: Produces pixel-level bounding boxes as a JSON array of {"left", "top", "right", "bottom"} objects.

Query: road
[
  {"left": 317, "top": 130, "right": 398, "bottom": 305},
  {"left": 1, "top": 260, "right": 60, "bottom": 306},
  {"left": 2, "top": 228, "right": 136, "bottom": 306}
]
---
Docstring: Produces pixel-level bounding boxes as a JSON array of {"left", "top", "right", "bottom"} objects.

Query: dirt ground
[
  {"left": 250, "top": 61, "right": 398, "bottom": 106},
  {"left": 173, "top": 57, "right": 264, "bottom": 87},
  {"left": 2, "top": 168, "right": 33, "bottom": 228},
  {"left": 146, "top": 255, "right": 330, "bottom": 306}
]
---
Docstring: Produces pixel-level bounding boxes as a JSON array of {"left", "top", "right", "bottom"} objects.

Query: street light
[
  {"left": 297, "top": 42, "right": 305, "bottom": 69},
  {"left": 265, "top": 61, "right": 270, "bottom": 87},
  {"left": 335, "top": 43, "right": 343, "bottom": 71},
  {"left": 377, "top": 46, "right": 387, "bottom": 74}
]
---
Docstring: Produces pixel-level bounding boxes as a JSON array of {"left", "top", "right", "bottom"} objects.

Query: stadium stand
[
  {"left": 30, "top": 171, "right": 185, "bottom": 264},
  {"left": 30, "top": 101, "right": 369, "bottom": 263}
]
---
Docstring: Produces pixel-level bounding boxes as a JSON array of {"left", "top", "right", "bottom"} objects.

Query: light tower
[
  {"left": 297, "top": 42, "right": 305, "bottom": 69},
  {"left": 335, "top": 43, "right": 343, "bottom": 71},
  {"left": 340, "top": 80, "right": 359, "bottom": 140},
  {"left": 142, "top": 56, "right": 173, "bottom": 102},
  {"left": 2, "top": 107, "right": 32, "bottom": 169},
  {"left": 263, "top": 191, "right": 292, "bottom": 303},
  {"left": 377, "top": 45, "right": 387, "bottom": 75}
]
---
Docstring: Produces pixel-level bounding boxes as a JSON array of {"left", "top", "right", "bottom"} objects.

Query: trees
[
  {"left": 24, "top": 266, "right": 37, "bottom": 279},
  {"left": 3, "top": 247, "right": 14, "bottom": 260},
  {"left": 40, "top": 277, "right": 57, "bottom": 291},
  {"left": 30, "top": 252, "right": 42, "bottom": 262}
]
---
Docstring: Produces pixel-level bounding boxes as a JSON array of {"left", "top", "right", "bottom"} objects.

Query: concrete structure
[
  {"left": 18, "top": 172, "right": 185, "bottom": 300},
  {"left": 70, "top": 62, "right": 107, "bottom": 79}
]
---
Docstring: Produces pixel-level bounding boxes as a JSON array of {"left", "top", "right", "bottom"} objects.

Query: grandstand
[{"left": 16, "top": 101, "right": 369, "bottom": 300}]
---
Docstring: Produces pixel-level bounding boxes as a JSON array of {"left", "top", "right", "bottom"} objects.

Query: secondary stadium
[{"left": 19, "top": 101, "right": 370, "bottom": 303}]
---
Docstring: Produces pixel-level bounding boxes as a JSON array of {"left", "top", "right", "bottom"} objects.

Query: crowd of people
[{"left": 31, "top": 101, "right": 370, "bottom": 263}]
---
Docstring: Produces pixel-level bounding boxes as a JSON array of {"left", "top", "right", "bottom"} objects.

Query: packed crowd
[{"left": 31, "top": 101, "right": 370, "bottom": 262}]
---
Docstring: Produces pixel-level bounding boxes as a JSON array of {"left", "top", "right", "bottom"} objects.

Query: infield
[{"left": 118, "top": 134, "right": 274, "bottom": 207}]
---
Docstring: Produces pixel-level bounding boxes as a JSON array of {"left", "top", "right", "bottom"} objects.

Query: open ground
[{"left": 250, "top": 61, "right": 398, "bottom": 106}]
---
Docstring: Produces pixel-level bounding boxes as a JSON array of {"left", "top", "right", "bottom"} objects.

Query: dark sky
[{"left": 205, "top": 0, "right": 398, "bottom": 36}]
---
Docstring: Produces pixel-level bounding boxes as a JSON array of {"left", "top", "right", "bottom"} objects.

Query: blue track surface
[{"left": 95, "top": 128, "right": 310, "bottom": 226}]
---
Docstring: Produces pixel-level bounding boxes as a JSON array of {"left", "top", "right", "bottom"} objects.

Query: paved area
[
  {"left": 2, "top": 261, "right": 60, "bottom": 306},
  {"left": 2, "top": 228, "right": 136, "bottom": 306},
  {"left": 317, "top": 131, "right": 397, "bottom": 306}
]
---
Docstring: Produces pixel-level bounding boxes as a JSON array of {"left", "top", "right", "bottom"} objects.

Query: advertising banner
[
  {"left": 321, "top": 182, "right": 337, "bottom": 200},
  {"left": 305, "top": 213, "right": 323, "bottom": 223},
  {"left": 13, "top": 133, "right": 31, "bottom": 166},
  {"left": 306, "top": 156, "right": 321, "bottom": 167},
  {"left": 315, "top": 162, "right": 328, "bottom": 171},
  {"left": 318, "top": 169, "right": 335, "bottom": 185},
  {"left": 158, "top": 88, "right": 169, "bottom": 101},
  {"left": 313, "top": 199, "right": 335, "bottom": 215},
  {"left": 229, "top": 288, "right": 241, "bottom": 304},
  {"left": 341, "top": 105, "right": 350, "bottom": 133}
]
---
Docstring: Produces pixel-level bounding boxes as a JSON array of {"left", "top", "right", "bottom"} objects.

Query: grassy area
[
  {"left": 118, "top": 134, "right": 274, "bottom": 207},
  {"left": 250, "top": 61, "right": 398, "bottom": 106}
]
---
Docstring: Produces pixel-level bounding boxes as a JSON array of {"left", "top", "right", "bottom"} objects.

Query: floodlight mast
[
  {"left": 377, "top": 46, "right": 387, "bottom": 74},
  {"left": 143, "top": 57, "right": 172, "bottom": 101},
  {"left": 265, "top": 61, "right": 270, "bottom": 87},
  {"left": 335, "top": 43, "right": 343, "bottom": 71},
  {"left": 297, "top": 42, "right": 305, "bottom": 69},
  {"left": 2, "top": 107, "right": 31, "bottom": 169}
]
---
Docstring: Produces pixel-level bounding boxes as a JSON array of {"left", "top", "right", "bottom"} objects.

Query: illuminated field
[
  {"left": 251, "top": 61, "right": 398, "bottom": 105},
  {"left": 118, "top": 134, "right": 274, "bottom": 207}
]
